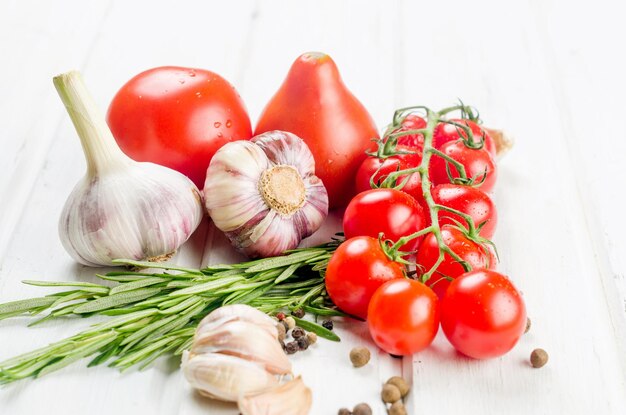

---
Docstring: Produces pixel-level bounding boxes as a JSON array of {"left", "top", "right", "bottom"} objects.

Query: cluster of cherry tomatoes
[{"left": 325, "top": 108, "right": 527, "bottom": 360}]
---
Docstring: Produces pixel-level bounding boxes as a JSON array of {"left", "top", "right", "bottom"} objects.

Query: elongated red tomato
[
  {"left": 433, "top": 119, "right": 496, "bottom": 157},
  {"left": 432, "top": 184, "right": 497, "bottom": 239},
  {"left": 417, "top": 225, "right": 497, "bottom": 298},
  {"left": 429, "top": 141, "right": 497, "bottom": 193},
  {"left": 343, "top": 189, "right": 428, "bottom": 252},
  {"left": 440, "top": 269, "right": 526, "bottom": 359},
  {"left": 325, "top": 236, "right": 405, "bottom": 319},
  {"left": 354, "top": 147, "right": 426, "bottom": 207},
  {"left": 255, "top": 52, "right": 379, "bottom": 209},
  {"left": 107, "top": 66, "right": 252, "bottom": 188},
  {"left": 368, "top": 279, "right": 439, "bottom": 355}
]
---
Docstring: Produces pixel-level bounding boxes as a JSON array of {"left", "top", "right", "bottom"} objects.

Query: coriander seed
[
  {"left": 381, "top": 384, "right": 401, "bottom": 403},
  {"left": 322, "top": 319, "right": 334, "bottom": 330},
  {"left": 386, "top": 376, "right": 409, "bottom": 398},
  {"left": 276, "top": 322, "right": 286, "bottom": 341},
  {"left": 285, "top": 316, "right": 296, "bottom": 330},
  {"left": 352, "top": 403, "right": 372, "bottom": 415},
  {"left": 306, "top": 332, "right": 318, "bottom": 345},
  {"left": 350, "top": 346, "right": 371, "bottom": 368},
  {"left": 292, "top": 327, "right": 306, "bottom": 339},
  {"left": 292, "top": 308, "right": 305, "bottom": 318},
  {"left": 530, "top": 348, "right": 548, "bottom": 368},
  {"left": 389, "top": 401, "right": 407, "bottom": 415}
]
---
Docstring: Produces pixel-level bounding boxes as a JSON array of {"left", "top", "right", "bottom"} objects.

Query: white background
[{"left": 1, "top": 0, "right": 625, "bottom": 414}]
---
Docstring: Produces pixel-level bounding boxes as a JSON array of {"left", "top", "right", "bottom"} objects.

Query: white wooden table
[{"left": 1, "top": 0, "right": 625, "bottom": 414}]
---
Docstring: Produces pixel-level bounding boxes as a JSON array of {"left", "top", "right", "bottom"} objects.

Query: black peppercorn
[
  {"left": 285, "top": 341, "right": 299, "bottom": 354},
  {"left": 292, "top": 308, "right": 305, "bottom": 318},
  {"left": 322, "top": 319, "right": 334, "bottom": 330},
  {"left": 292, "top": 327, "right": 306, "bottom": 339},
  {"left": 297, "top": 336, "right": 310, "bottom": 350}
]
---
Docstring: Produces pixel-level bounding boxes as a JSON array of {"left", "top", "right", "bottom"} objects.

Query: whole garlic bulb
[
  {"left": 53, "top": 71, "right": 203, "bottom": 266},
  {"left": 204, "top": 131, "right": 328, "bottom": 258},
  {"left": 182, "top": 305, "right": 291, "bottom": 401}
]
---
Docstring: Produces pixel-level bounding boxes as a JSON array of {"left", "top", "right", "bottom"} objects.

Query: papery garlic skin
[
  {"left": 53, "top": 71, "right": 203, "bottom": 266},
  {"left": 238, "top": 376, "right": 313, "bottom": 415},
  {"left": 182, "top": 305, "right": 292, "bottom": 402},
  {"left": 204, "top": 131, "right": 328, "bottom": 258},
  {"left": 60, "top": 163, "right": 203, "bottom": 266}
]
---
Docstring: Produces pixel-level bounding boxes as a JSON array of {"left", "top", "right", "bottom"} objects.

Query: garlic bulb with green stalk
[
  {"left": 53, "top": 71, "right": 203, "bottom": 266},
  {"left": 204, "top": 130, "right": 328, "bottom": 258}
]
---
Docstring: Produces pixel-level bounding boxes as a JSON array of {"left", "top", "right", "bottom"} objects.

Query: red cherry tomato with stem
[
  {"left": 434, "top": 119, "right": 496, "bottom": 157},
  {"left": 325, "top": 236, "right": 405, "bottom": 319},
  {"left": 390, "top": 114, "right": 427, "bottom": 150},
  {"left": 440, "top": 269, "right": 527, "bottom": 359},
  {"left": 368, "top": 278, "right": 439, "bottom": 355},
  {"left": 430, "top": 140, "right": 497, "bottom": 193}
]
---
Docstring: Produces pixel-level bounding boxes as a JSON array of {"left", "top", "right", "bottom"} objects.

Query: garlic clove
[
  {"left": 237, "top": 376, "right": 313, "bottom": 415},
  {"left": 182, "top": 351, "right": 278, "bottom": 402},
  {"left": 196, "top": 304, "right": 278, "bottom": 338},
  {"left": 192, "top": 320, "right": 291, "bottom": 375}
]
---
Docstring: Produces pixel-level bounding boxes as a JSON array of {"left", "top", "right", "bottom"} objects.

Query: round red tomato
[
  {"left": 107, "top": 66, "right": 252, "bottom": 189},
  {"left": 325, "top": 236, "right": 405, "bottom": 319},
  {"left": 343, "top": 189, "right": 428, "bottom": 252},
  {"left": 432, "top": 184, "right": 497, "bottom": 239},
  {"left": 255, "top": 52, "right": 379, "bottom": 209},
  {"left": 368, "top": 279, "right": 439, "bottom": 355},
  {"left": 429, "top": 141, "right": 497, "bottom": 193},
  {"left": 440, "top": 269, "right": 527, "bottom": 359},
  {"left": 417, "top": 225, "right": 497, "bottom": 298},
  {"left": 433, "top": 119, "right": 496, "bottom": 157},
  {"left": 355, "top": 147, "right": 426, "bottom": 206},
  {"left": 390, "top": 114, "right": 427, "bottom": 150}
]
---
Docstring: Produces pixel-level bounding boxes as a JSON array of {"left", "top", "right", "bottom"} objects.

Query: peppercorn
[
  {"left": 352, "top": 403, "right": 372, "bottom": 415},
  {"left": 284, "top": 316, "right": 296, "bottom": 330},
  {"left": 297, "top": 336, "right": 310, "bottom": 350},
  {"left": 389, "top": 401, "right": 407, "bottom": 415},
  {"left": 276, "top": 322, "right": 286, "bottom": 342},
  {"left": 292, "top": 308, "right": 305, "bottom": 318},
  {"left": 337, "top": 409, "right": 351, "bottom": 415},
  {"left": 292, "top": 327, "right": 306, "bottom": 339},
  {"left": 276, "top": 312, "right": 286, "bottom": 321},
  {"left": 322, "top": 319, "right": 334, "bottom": 330},
  {"left": 306, "top": 332, "right": 318, "bottom": 345},
  {"left": 349, "top": 346, "right": 371, "bottom": 368},
  {"left": 386, "top": 376, "right": 409, "bottom": 398},
  {"left": 284, "top": 341, "right": 299, "bottom": 355},
  {"left": 525, "top": 317, "right": 531, "bottom": 334},
  {"left": 381, "top": 384, "right": 401, "bottom": 403},
  {"left": 530, "top": 348, "right": 548, "bottom": 368}
]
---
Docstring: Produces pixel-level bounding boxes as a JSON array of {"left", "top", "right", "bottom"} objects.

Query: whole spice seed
[
  {"left": 297, "top": 336, "right": 310, "bottom": 350},
  {"left": 306, "top": 332, "right": 318, "bottom": 345},
  {"left": 381, "top": 384, "right": 401, "bottom": 404},
  {"left": 285, "top": 341, "right": 299, "bottom": 355},
  {"left": 276, "top": 312, "right": 286, "bottom": 321},
  {"left": 291, "top": 327, "right": 306, "bottom": 339},
  {"left": 525, "top": 317, "right": 531, "bottom": 334},
  {"left": 322, "top": 319, "right": 334, "bottom": 330},
  {"left": 389, "top": 401, "right": 408, "bottom": 415},
  {"left": 349, "top": 347, "right": 371, "bottom": 368},
  {"left": 338, "top": 408, "right": 351, "bottom": 415},
  {"left": 292, "top": 308, "right": 305, "bottom": 318},
  {"left": 386, "top": 376, "right": 409, "bottom": 398},
  {"left": 530, "top": 348, "right": 548, "bottom": 368},
  {"left": 284, "top": 316, "right": 296, "bottom": 330},
  {"left": 281, "top": 321, "right": 290, "bottom": 332},
  {"left": 276, "top": 323, "right": 286, "bottom": 342},
  {"left": 352, "top": 403, "right": 372, "bottom": 415}
]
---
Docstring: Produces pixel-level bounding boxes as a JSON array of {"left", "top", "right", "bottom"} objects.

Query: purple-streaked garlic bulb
[
  {"left": 54, "top": 71, "right": 203, "bottom": 266},
  {"left": 203, "top": 131, "right": 328, "bottom": 258}
]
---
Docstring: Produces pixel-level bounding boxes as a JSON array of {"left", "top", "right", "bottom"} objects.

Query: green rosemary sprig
[{"left": 0, "top": 241, "right": 342, "bottom": 384}]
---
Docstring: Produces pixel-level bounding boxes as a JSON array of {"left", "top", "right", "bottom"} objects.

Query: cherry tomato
[
  {"left": 432, "top": 184, "right": 497, "bottom": 239},
  {"left": 368, "top": 279, "right": 439, "bottom": 355},
  {"left": 107, "top": 66, "right": 252, "bottom": 189},
  {"left": 354, "top": 147, "right": 427, "bottom": 207},
  {"left": 255, "top": 52, "right": 379, "bottom": 209},
  {"left": 343, "top": 189, "right": 428, "bottom": 252},
  {"left": 417, "top": 225, "right": 497, "bottom": 299},
  {"left": 325, "top": 236, "right": 405, "bottom": 319},
  {"left": 429, "top": 141, "right": 497, "bottom": 193},
  {"left": 433, "top": 119, "right": 496, "bottom": 157},
  {"left": 391, "top": 114, "right": 427, "bottom": 150},
  {"left": 440, "top": 269, "right": 527, "bottom": 359}
]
